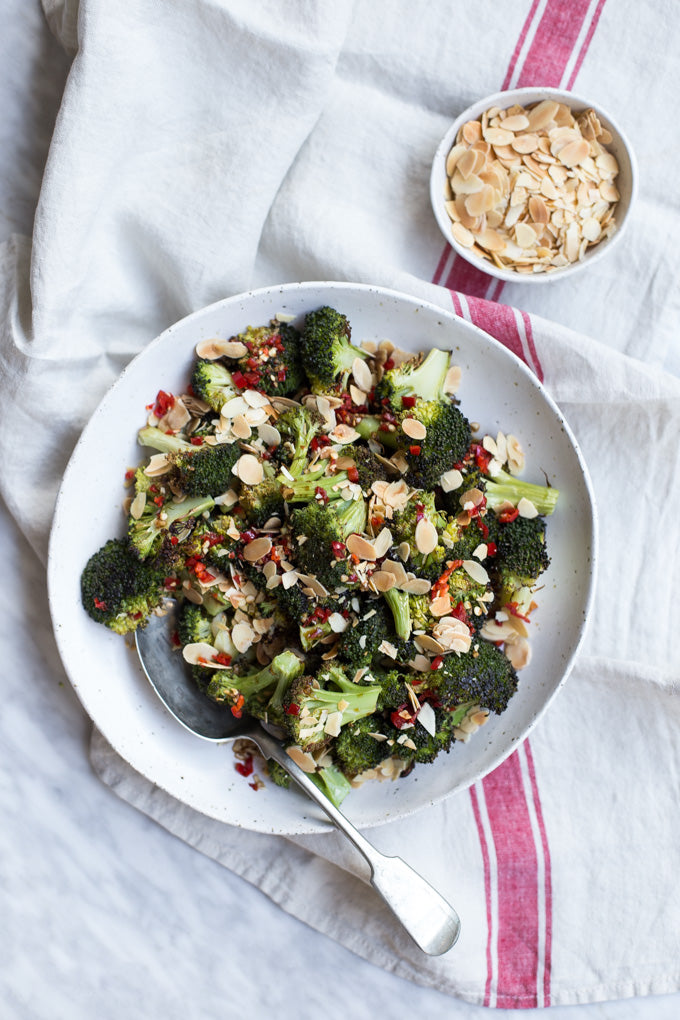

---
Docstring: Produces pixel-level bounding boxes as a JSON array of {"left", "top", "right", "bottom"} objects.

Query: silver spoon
[{"left": 135, "top": 611, "right": 461, "bottom": 955}]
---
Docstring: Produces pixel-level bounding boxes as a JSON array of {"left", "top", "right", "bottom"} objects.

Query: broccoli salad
[{"left": 81, "top": 306, "right": 558, "bottom": 806}]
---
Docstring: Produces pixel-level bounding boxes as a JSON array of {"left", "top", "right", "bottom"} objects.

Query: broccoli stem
[
  {"left": 284, "top": 470, "right": 349, "bottom": 504},
  {"left": 487, "top": 469, "right": 559, "bottom": 516},
  {"left": 138, "top": 426, "right": 193, "bottom": 454},
  {"left": 383, "top": 588, "right": 411, "bottom": 641},
  {"left": 309, "top": 764, "right": 353, "bottom": 807}
]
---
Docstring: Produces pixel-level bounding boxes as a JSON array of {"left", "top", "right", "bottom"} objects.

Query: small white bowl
[{"left": 430, "top": 86, "right": 638, "bottom": 283}]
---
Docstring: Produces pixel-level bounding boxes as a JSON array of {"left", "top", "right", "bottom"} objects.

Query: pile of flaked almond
[{"left": 443, "top": 99, "right": 620, "bottom": 273}]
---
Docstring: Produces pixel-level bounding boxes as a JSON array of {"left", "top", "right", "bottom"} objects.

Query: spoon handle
[{"left": 254, "top": 731, "right": 461, "bottom": 956}]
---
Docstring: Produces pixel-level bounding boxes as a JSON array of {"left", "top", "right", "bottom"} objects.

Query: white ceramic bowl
[
  {"left": 430, "top": 86, "right": 637, "bottom": 283},
  {"left": 48, "top": 281, "right": 597, "bottom": 835}
]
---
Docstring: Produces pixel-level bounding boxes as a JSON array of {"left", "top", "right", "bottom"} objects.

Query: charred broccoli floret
[
  {"left": 491, "top": 514, "right": 550, "bottom": 608},
  {"left": 333, "top": 714, "right": 393, "bottom": 778},
  {"left": 300, "top": 306, "right": 369, "bottom": 392},
  {"left": 81, "top": 538, "right": 165, "bottom": 634},
  {"left": 373, "top": 347, "right": 452, "bottom": 411},
  {"left": 190, "top": 359, "right": 239, "bottom": 412},
  {"left": 204, "top": 649, "right": 303, "bottom": 727},
  {"left": 176, "top": 602, "right": 213, "bottom": 646},
  {"left": 290, "top": 497, "right": 367, "bottom": 589},
  {"left": 229, "top": 321, "right": 305, "bottom": 398},
  {"left": 338, "top": 599, "right": 394, "bottom": 671},
  {"left": 274, "top": 405, "right": 324, "bottom": 478},
  {"left": 435, "top": 639, "right": 518, "bottom": 715},
  {"left": 283, "top": 666, "right": 382, "bottom": 753}
]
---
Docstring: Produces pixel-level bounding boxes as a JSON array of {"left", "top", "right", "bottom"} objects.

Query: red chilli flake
[
  {"left": 331, "top": 541, "right": 346, "bottom": 559},
  {"left": 431, "top": 656, "right": 444, "bottom": 671},
  {"left": 153, "top": 390, "right": 175, "bottom": 417},
  {"left": 409, "top": 445, "right": 422, "bottom": 456},
  {"left": 347, "top": 466, "right": 359, "bottom": 484},
  {"left": 93, "top": 597, "right": 107, "bottom": 611},
  {"left": 383, "top": 357, "right": 395, "bottom": 370},
  {"left": 124, "top": 468, "right": 135, "bottom": 482},
  {"left": 315, "top": 486, "right": 329, "bottom": 505},
  {"left": 231, "top": 694, "right": 245, "bottom": 718},
  {"left": 401, "top": 395, "right": 416, "bottom": 409},
  {"left": 189, "top": 436, "right": 204, "bottom": 446},
  {"left": 235, "top": 754, "right": 254, "bottom": 778},
  {"left": 285, "top": 703, "right": 300, "bottom": 716},
  {"left": 499, "top": 507, "right": 520, "bottom": 523}
]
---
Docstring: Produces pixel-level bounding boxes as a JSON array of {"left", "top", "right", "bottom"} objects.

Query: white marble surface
[{"left": 2, "top": 4, "right": 680, "bottom": 1018}]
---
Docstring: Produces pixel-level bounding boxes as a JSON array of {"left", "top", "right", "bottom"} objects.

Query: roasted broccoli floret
[
  {"left": 205, "top": 649, "right": 303, "bottom": 726},
  {"left": 190, "top": 359, "right": 239, "bottom": 412},
  {"left": 274, "top": 405, "right": 323, "bottom": 479},
  {"left": 229, "top": 321, "right": 305, "bottom": 398},
  {"left": 128, "top": 490, "right": 215, "bottom": 560},
  {"left": 338, "top": 599, "right": 393, "bottom": 671},
  {"left": 283, "top": 666, "right": 382, "bottom": 753},
  {"left": 81, "top": 538, "right": 164, "bottom": 634},
  {"left": 176, "top": 602, "right": 213, "bottom": 646},
  {"left": 137, "top": 425, "right": 193, "bottom": 455},
  {"left": 343, "top": 444, "right": 395, "bottom": 492},
  {"left": 267, "top": 757, "right": 352, "bottom": 808},
  {"left": 435, "top": 639, "right": 518, "bottom": 715},
  {"left": 290, "top": 497, "right": 368, "bottom": 589},
  {"left": 390, "top": 491, "right": 451, "bottom": 583},
  {"left": 169, "top": 442, "right": 241, "bottom": 498},
  {"left": 400, "top": 401, "right": 471, "bottom": 489},
  {"left": 373, "top": 347, "right": 452, "bottom": 411},
  {"left": 491, "top": 514, "right": 550, "bottom": 608},
  {"left": 333, "top": 714, "right": 393, "bottom": 778},
  {"left": 300, "top": 306, "right": 369, "bottom": 392},
  {"left": 237, "top": 477, "right": 286, "bottom": 527}
]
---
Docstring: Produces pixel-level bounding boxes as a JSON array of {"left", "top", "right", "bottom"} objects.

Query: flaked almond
[
  {"left": 243, "top": 389, "right": 270, "bottom": 408},
  {"left": 415, "top": 518, "right": 438, "bottom": 555},
  {"left": 401, "top": 417, "right": 427, "bottom": 441},
  {"left": 444, "top": 365, "right": 462, "bottom": 394},
  {"left": 517, "top": 497, "right": 539, "bottom": 518},
  {"left": 371, "top": 571, "right": 396, "bottom": 592},
  {"left": 397, "top": 541, "right": 411, "bottom": 562},
  {"left": 430, "top": 594, "right": 453, "bottom": 617},
  {"left": 221, "top": 395, "right": 250, "bottom": 419},
  {"left": 346, "top": 533, "right": 378, "bottom": 561},
  {"left": 234, "top": 453, "right": 264, "bottom": 486},
  {"left": 144, "top": 453, "right": 171, "bottom": 477},
  {"left": 462, "top": 559, "right": 489, "bottom": 585},
  {"left": 129, "top": 490, "right": 146, "bottom": 519},
  {"left": 231, "top": 414, "right": 252, "bottom": 440},
  {"left": 372, "top": 527, "right": 393, "bottom": 559},
  {"left": 242, "top": 536, "right": 272, "bottom": 563},
  {"left": 440, "top": 468, "right": 463, "bottom": 493},
  {"left": 505, "top": 636, "right": 532, "bottom": 670},
  {"left": 328, "top": 612, "right": 349, "bottom": 633},
  {"left": 231, "top": 622, "right": 255, "bottom": 653},
  {"left": 329, "top": 423, "right": 360, "bottom": 445},
  {"left": 258, "top": 423, "right": 281, "bottom": 447},
  {"left": 286, "top": 745, "right": 318, "bottom": 773},
  {"left": 182, "top": 642, "right": 227, "bottom": 667},
  {"left": 352, "top": 356, "right": 373, "bottom": 393},
  {"left": 400, "top": 577, "right": 432, "bottom": 595},
  {"left": 415, "top": 634, "right": 446, "bottom": 655},
  {"left": 195, "top": 338, "right": 247, "bottom": 360}
]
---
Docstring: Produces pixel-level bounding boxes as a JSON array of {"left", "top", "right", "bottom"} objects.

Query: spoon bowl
[{"left": 135, "top": 610, "right": 461, "bottom": 956}]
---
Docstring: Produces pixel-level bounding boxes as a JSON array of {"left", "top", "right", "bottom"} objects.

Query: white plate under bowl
[{"left": 48, "top": 281, "right": 597, "bottom": 835}]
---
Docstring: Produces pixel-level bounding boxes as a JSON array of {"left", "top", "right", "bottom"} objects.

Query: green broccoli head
[
  {"left": 283, "top": 666, "right": 382, "bottom": 753},
  {"left": 229, "top": 321, "right": 305, "bottom": 398},
  {"left": 169, "top": 440, "right": 241, "bottom": 498},
  {"left": 190, "top": 359, "right": 239, "bottom": 412},
  {"left": 290, "top": 498, "right": 367, "bottom": 590},
  {"left": 237, "top": 477, "right": 286, "bottom": 528},
  {"left": 491, "top": 514, "right": 550, "bottom": 606},
  {"left": 332, "top": 714, "right": 393, "bottom": 778},
  {"left": 205, "top": 649, "right": 304, "bottom": 726},
  {"left": 398, "top": 400, "right": 471, "bottom": 490},
  {"left": 176, "top": 602, "right": 213, "bottom": 646},
  {"left": 81, "top": 538, "right": 165, "bottom": 634},
  {"left": 128, "top": 490, "right": 215, "bottom": 561},
  {"left": 434, "top": 639, "right": 518, "bottom": 715},
  {"left": 373, "top": 347, "right": 452, "bottom": 411},
  {"left": 300, "top": 306, "right": 369, "bottom": 392},
  {"left": 275, "top": 405, "right": 324, "bottom": 479},
  {"left": 338, "top": 598, "right": 394, "bottom": 672}
]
